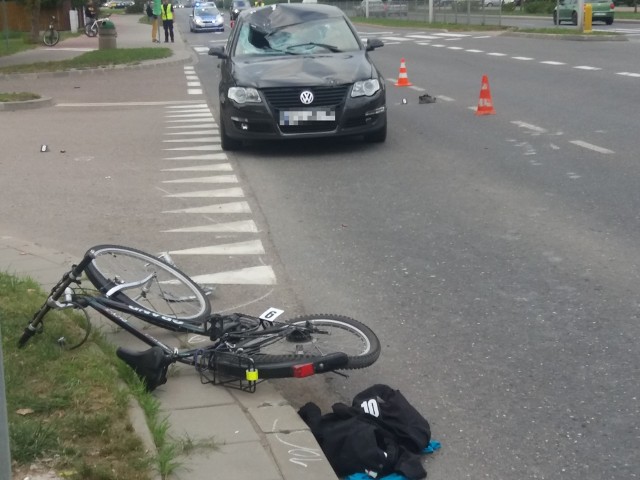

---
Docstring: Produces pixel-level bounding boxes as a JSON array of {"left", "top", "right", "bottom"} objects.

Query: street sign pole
[{"left": 0, "top": 325, "right": 12, "bottom": 480}]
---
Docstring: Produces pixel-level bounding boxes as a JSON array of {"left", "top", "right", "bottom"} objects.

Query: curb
[
  {"left": 0, "top": 96, "right": 54, "bottom": 111},
  {"left": 499, "top": 31, "right": 628, "bottom": 41}
]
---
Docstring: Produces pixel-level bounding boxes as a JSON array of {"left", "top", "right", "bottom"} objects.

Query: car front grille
[{"left": 261, "top": 85, "right": 349, "bottom": 109}]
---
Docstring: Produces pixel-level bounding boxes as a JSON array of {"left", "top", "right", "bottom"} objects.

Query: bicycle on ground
[
  {"left": 85, "top": 15, "right": 112, "bottom": 37},
  {"left": 17, "top": 245, "right": 381, "bottom": 392},
  {"left": 43, "top": 16, "right": 60, "bottom": 47}
]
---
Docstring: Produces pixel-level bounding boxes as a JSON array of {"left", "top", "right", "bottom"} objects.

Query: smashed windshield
[{"left": 234, "top": 16, "right": 361, "bottom": 56}]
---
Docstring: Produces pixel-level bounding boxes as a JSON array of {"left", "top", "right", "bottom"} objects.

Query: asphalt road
[{"left": 184, "top": 13, "right": 640, "bottom": 480}]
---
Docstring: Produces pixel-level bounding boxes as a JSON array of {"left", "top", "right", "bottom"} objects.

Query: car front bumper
[{"left": 220, "top": 88, "right": 387, "bottom": 141}]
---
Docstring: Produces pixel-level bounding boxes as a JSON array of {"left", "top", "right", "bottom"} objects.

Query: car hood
[{"left": 231, "top": 53, "right": 376, "bottom": 88}]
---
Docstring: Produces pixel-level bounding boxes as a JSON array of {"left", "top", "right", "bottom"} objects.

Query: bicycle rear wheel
[
  {"left": 84, "top": 245, "right": 211, "bottom": 324},
  {"left": 245, "top": 314, "right": 381, "bottom": 370},
  {"left": 43, "top": 28, "right": 59, "bottom": 46}
]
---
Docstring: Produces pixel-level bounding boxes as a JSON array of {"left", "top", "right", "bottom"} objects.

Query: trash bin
[{"left": 98, "top": 20, "right": 117, "bottom": 50}]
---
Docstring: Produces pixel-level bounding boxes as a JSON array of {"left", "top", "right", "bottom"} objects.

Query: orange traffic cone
[
  {"left": 395, "top": 58, "right": 412, "bottom": 87},
  {"left": 476, "top": 74, "right": 496, "bottom": 116}
]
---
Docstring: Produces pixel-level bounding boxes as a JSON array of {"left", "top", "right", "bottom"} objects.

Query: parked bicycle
[
  {"left": 85, "top": 15, "right": 112, "bottom": 37},
  {"left": 17, "top": 245, "right": 381, "bottom": 392},
  {"left": 43, "top": 16, "right": 60, "bottom": 46}
]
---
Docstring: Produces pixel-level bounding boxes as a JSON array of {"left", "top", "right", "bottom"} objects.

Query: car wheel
[
  {"left": 571, "top": 11, "right": 577, "bottom": 25},
  {"left": 220, "top": 114, "right": 242, "bottom": 151},
  {"left": 605, "top": 17, "right": 613, "bottom": 25},
  {"left": 364, "top": 122, "right": 387, "bottom": 144}
]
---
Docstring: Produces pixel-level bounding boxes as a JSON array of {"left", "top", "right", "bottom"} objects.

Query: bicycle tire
[
  {"left": 235, "top": 314, "right": 381, "bottom": 370},
  {"left": 85, "top": 24, "right": 98, "bottom": 37},
  {"left": 84, "top": 244, "right": 211, "bottom": 324},
  {"left": 43, "top": 28, "right": 59, "bottom": 46}
]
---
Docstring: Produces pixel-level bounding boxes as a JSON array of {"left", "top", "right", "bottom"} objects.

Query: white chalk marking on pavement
[
  {"left": 170, "top": 240, "right": 265, "bottom": 255},
  {"left": 162, "top": 164, "right": 232, "bottom": 172},
  {"left": 163, "top": 201, "right": 251, "bottom": 214},
  {"left": 569, "top": 140, "right": 614, "bottom": 154},
  {"left": 163, "top": 220, "right": 258, "bottom": 233},
  {"left": 190, "top": 266, "right": 277, "bottom": 285},
  {"left": 574, "top": 65, "right": 601, "bottom": 71},
  {"left": 164, "top": 145, "right": 222, "bottom": 151},
  {"left": 164, "top": 153, "right": 227, "bottom": 160},
  {"left": 162, "top": 220, "right": 258, "bottom": 233},
  {"left": 540, "top": 61, "right": 565, "bottom": 65},
  {"left": 164, "top": 187, "right": 244, "bottom": 198},
  {"left": 162, "top": 175, "right": 237, "bottom": 184},
  {"left": 163, "top": 137, "right": 219, "bottom": 143},
  {"left": 511, "top": 121, "right": 547, "bottom": 134}
]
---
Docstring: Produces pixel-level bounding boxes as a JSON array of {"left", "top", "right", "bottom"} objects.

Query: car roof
[{"left": 238, "top": 3, "right": 347, "bottom": 31}]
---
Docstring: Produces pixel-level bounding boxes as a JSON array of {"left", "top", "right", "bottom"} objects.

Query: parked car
[
  {"left": 190, "top": 4, "right": 225, "bottom": 31},
  {"left": 229, "top": 0, "right": 251, "bottom": 26},
  {"left": 208, "top": 3, "right": 387, "bottom": 150},
  {"left": 356, "top": 0, "right": 387, "bottom": 16},
  {"left": 553, "top": 0, "right": 615, "bottom": 25}
]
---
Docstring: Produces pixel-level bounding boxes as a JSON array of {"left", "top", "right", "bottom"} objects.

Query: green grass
[
  {"left": 0, "top": 47, "right": 173, "bottom": 75},
  {"left": 0, "top": 35, "right": 37, "bottom": 57},
  {"left": 0, "top": 272, "right": 177, "bottom": 479},
  {"left": 0, "top": 92, "right": 41, "bottom": 102}
]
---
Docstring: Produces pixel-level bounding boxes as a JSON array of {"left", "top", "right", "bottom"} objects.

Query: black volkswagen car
[{"left": 208, "top": 3, "right": 387, "bottom": 150}]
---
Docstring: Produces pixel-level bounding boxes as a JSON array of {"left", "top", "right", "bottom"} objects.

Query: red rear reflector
[{"left": 292, "top": 363, "right": 315, "bottom": 378}]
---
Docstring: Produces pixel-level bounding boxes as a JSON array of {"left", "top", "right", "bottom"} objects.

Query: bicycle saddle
[{"left": 117, "top": 346, "right": 171, "bottom": 391}]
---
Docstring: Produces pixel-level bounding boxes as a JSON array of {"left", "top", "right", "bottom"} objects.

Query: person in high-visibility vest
[{"left": 161, "top": 0, "right": 174, "bottom": 43}]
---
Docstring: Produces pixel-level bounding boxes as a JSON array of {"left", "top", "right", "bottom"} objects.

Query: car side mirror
[
  {"left": 366, "top": 38, "right": 384, "bottom": 51},
  {"left": 208, "top": 46, "right": 227, "bottom": 58}
]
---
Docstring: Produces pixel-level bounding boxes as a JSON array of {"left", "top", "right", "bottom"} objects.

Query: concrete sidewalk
[{"left": 1, "top": 13, "right": 340, "bottom": 480}]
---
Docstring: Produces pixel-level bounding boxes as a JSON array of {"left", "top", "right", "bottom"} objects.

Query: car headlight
[
  {"left": 351, "top": 79, "right": 381, "bottom": 97},
  {"left": 228, "top": 87, "right": 261, "bottom": 104},
  {"left": 194, "top": 16, "right": 203, "bottom": 25}
]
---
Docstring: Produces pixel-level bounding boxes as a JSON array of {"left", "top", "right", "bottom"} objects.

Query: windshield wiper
[{"left": 286, "top": 42, "right": 342, "bottom": 53}]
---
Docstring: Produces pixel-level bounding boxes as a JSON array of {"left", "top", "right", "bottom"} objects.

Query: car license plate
[{"left": 279, "top": 109, "right": 336, "bottom": 126}]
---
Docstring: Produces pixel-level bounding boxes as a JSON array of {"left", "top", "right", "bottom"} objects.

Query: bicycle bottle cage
[{"left": 117, "top": 346, "right": 172, "bottom": 392}]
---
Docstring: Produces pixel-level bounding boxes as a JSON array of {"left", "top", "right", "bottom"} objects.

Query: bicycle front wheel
[
  {"left": 43, "top": 29, "right": 59, "bottom": 46},
  {"left": 85, "top": 24, "right": 98, "bottom": 37},
  {"left": 84, "top": 245, "right": 211, "bottom": 324},
  {"left": 251, "top": 314, "right": 381, "bottom": 370}
]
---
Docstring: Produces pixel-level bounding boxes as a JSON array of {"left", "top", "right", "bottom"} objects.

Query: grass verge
[
  {"left": 0, "top": 47, "right": 172, "bottom": 75},
  {"left": 0, "top": 92, "right": 41, "bottom": 102},
  {"left": 0, "top": 271, "right": 211, "bottom": 480}
]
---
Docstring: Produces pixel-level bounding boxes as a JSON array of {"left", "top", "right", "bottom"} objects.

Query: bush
[{"left": 524, "top": 0, "right": 555, "bottom": 14}]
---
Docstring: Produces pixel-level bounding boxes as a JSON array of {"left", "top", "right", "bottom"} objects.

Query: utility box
[{"left": 98, "top": 20, "right": 117, "bottom": 50}]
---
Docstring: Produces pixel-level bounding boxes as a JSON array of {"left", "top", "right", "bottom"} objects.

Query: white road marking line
[
  {"left": 165, "top": 187, "right": 244, "bottom": 197},
  {"left": 187, "top": 81, "right": 201, "bottom": 87},
  {"left": 473, "top": 35, "right": 492, "bottom": 39},
  {"left": 188, "top": 89, "right": 203, "bottom": 95},
  {"left": 161, "top": 164, "right": 232, "bottom": 172},
  {"left": 56, "top": 101, "right": 204, "bottom": 107},
  {"left": 190, "top": 266, "right": 277, "bottom": 285},
  {"left": 166, "top": 124, "right": 217, "bottom": 130},
  {"left": 569, "top": 140, "right": 614, "bottom": 154},
  {"left": 163, "top": 137, "right": 219, "bottom": 143},
  {"left": 431, "top": 44, "right": 446, "bottom": 47},
  {"left": 466, "top": 49, "right": 484, "bottom": 53},
  {"left": 437, "top": 32, "right": 470, "bottom": 37},
  {"left": 163, "top": 220, "right": 258, "bottom": 233},
  {"left": 437, "top": 95, "right": 455, "bottom": 102},
  {"left": 617, "top": 72, "right": 640, "bottom": 77},
  {"left": 163, "top": 201, "right": 251, "bottom": 214},
  {"left": 166, "top": 104, "right": 208, "bottom": 109},
  {"left": 186, "top": 75, "right": 199, "bottom": 80},
  {"left": 165, "top": 112, "right": 213, "bottom": 118},
  {"left": 512, "top": 56, "right": 533, "bottom": 60},
  {"left": 447, "top": 46, "right": 464, "bottom": 50},
  {"left": 164, "top": 153, "right": 227, "bottom": 160},
  {"left": 487, "top": 52, "right": 507, "bottom": 56},
  {"left": 170, "top": 240, "right": 265, "bottom": 255},
  {"left": 164, "top": 145, "right": 222, "bottom": 151},
  {"left": 166, "top": 130, "right": 218, "bottom": 135},
  {"left": 574, "top": 65, "right": 601, "bottom": 70},
  {"left": 511, "top": 121, "right": 547, "bottom": 134},
  {"left": 162, "top": 175, "right": 237, "bottom": 184},
  {"left": 407, "top": 34, "right": 440, "bottom": 39},
  {"left": 381, "top": 36, "right": 411, "bottom": 41},
  {"left": 540, "top": 61, "right": 565, "bottom": 65}
]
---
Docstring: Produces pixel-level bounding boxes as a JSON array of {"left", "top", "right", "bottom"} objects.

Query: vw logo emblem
[{"left": 300, "top": 90, "right": 314, "bottom": 105}]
